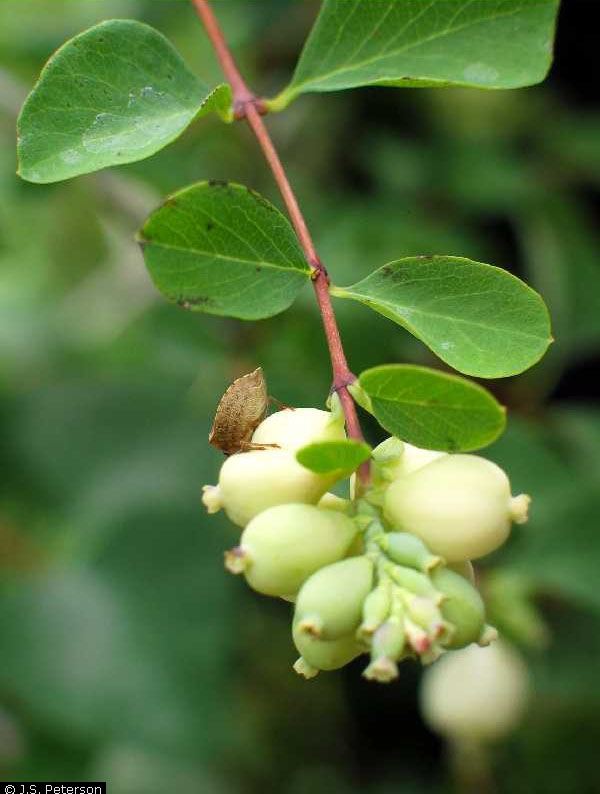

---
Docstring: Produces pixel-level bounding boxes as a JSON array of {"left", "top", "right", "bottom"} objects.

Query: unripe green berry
[
  {"left": 294, "top": 556, "right": 374, "bottom": 640},
  {"left": 384, "top": 454, "right": 529, "bottom": 561},
  {"left": 251, "top": 407, "right": 346, "bottom": 452},
  {"left": 420, "top": 641, "right": 529, "bottom": 741},
  {"left": 202, "top": 449, "right": 335, "bottom": 528},
  {"left": 228, "top": 504, "right": 358, "bottom": 598},
  {"left": 431, "top": 567, "right": 485, "bottom": 650},
  {"left": 293, "top": 623, "right": 363, "bottom": 675}
]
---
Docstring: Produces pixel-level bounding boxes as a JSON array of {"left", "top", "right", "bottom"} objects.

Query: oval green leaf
[
  {"left": 331, "top": 256, "right": 552, "bottom": 378},
  {"left": 270, "top": 0, "right": 560, "bottom": 110},
  {"left": 17, "top": 19, "right": 232, "bottom": 183},
  {"left": 138, "top": 181, "right": 311, "bottom": 320},
  {"left": 296, "top": 439, "right": 372, "bottom": 477},
  {"left": 357, "top": 365, "right": 506, "bottom": 451}
]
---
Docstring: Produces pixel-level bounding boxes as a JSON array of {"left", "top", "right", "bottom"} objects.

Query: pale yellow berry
[
  {"left": 420, "top": 641, "right": 529, "bottom": 741},
  {"left": 384, "top": 454, "right": 529, "bottom": 561},
  {"left": 251, "top": 407, "right": 345, "bottom": 452},
  {"left": 203, "top": 449, "right": 335, "bottom": 528}
]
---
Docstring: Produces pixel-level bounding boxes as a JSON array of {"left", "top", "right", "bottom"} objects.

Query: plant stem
[{"left": 191, "top": 0, "right": 369, "bottom": 483}]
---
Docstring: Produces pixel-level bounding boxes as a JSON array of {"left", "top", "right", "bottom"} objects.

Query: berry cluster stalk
[{"left": 191, "top": 0, "right": 369, "bottom": 485}]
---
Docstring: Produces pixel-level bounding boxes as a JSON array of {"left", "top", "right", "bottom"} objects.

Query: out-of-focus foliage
[{"left": 1, "top": 1, "right": 598, "bottom": 793}]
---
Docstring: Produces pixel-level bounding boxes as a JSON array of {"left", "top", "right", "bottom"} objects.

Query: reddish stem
[{"left": 191, "top": 0, "right": 369, "bottom": 484}]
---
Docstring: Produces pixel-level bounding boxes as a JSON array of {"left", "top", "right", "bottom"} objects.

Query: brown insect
[{"left": 208, "top": 367, "right": 270, "bottom": 455}]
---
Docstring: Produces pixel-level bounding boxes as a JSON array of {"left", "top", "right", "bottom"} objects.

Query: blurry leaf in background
[
  {"left": 18, "top": 20, "right": 231, "bottom": 183},
  {"left": 1, "top": 373, "right": 239, "bottom": 775},
  {"left": 139, "top": 181, "right": 311, "bottom": 319},
  {"left": 331, "top": 256, "right": 552, "bottom": 378},
  {"left": 519, "top": 198, "right": 600, "bottom": 358},
  {"left": 271, "top": 0, "right": 561, "bottom": 109},
  {"left": 355, "top": 365, "right": 506, "bottom": 451}
]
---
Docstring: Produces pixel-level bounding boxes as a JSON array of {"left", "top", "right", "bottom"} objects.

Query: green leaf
[
  {"left": 138, "top": 181, "right": 311, "bottom": 320},
  {"left": 270, "top": 0, "right": 560, "bottom": 110},
  {"left": 17, "top": 19, "right": 232, "bottom": 184},
  {"left": 356, "top": 364, "right": 505, "bottom": 451},
  {"left": 331, "top": 256, "right": 552, "bottom": 378},
  {"left": 296, "top": 439, "right": 372, "bottom": 477}
]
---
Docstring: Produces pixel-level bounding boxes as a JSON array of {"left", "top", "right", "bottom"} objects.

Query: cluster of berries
[{"left": 202, "top": 407, "right": 530, "bottom": 682}]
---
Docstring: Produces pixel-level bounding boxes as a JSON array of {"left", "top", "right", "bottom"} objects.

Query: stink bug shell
[{"left": 209, "top": 367, "right": 269, "bottom": 455}]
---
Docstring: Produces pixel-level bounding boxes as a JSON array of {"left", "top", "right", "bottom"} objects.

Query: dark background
[{"left": 1, "top": 2, "right": 599, "bottom": 792}]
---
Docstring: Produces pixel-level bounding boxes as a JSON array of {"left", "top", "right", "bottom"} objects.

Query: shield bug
[{"left": 209, "top": 367, "right": 270, "bottom": 455}]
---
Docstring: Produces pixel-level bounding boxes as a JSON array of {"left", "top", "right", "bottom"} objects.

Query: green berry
[
  {"left": 294, "top": 556, "right": 374, "bottom": 640},
  {"left": 228, "top": 504, "right": 358, "bottom": 598},
  {"left": 431, "top": 567, "right": 485, "bottom": 650},
  {"left": 293, "top": 622, "right": 363, "bottom": 675}
]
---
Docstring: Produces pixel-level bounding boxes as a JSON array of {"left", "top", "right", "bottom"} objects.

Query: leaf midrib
[
  {"left": 142, "top": 238, "right": 309, "bottom": 275},
  {"left": 372, "top": 395, "right": 494, "bottom": 413},
  {"left": 343, "top": 288, "right": 548, "bottom": 343}
]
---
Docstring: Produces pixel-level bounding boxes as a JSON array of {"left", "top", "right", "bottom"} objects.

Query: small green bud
[
  {"left": 363, "top": 613, "right": 406, "bottom": 682},
  {"left": 231, "top": 504, "right": 358, "bottom": 598},
  {"left": 404, "top": 617, "right": 432, "bottom": 654},
  {"left": 378, "top": 531, "right": 444, "bottom": 573},
  {"left": 387, "top": 564, "right": 443, "bottom": 602},
  {"left": 357, "top": 581, "right": 392, "bottom": 643},
  {"left": 251, "top": 407, "right": 345, "bottom": 451},
  {"left": 403, "top": 594, "right": 452, "bottom": 645},
  {"left": 292, "top": 622, "right": 363, "bottom": 673},
  {"left": 384, "top": 454, "right": 529, "bottom": 562},
  {"left": 431, "top": 567, "right": 486, "bottom": 650},
  {"left": 295, "top": 556, "right": 374, "bottom": 640}
]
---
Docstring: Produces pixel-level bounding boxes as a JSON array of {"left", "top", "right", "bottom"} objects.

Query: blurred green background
[{"left": 1, "top": 1, "right": 599, "bottom": 792}]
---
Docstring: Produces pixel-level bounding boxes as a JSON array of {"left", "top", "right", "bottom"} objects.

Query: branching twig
[{"left": 191, "top": 0, "right": 369, "bottom": 484}]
